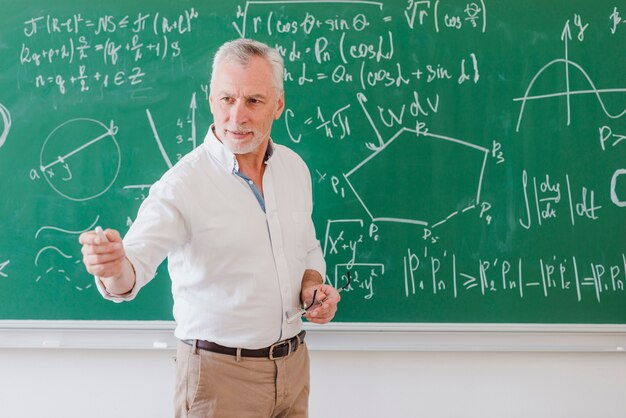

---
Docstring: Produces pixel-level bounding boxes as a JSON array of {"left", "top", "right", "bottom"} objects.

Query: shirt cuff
[
  {"left": 94, "top": 276, "right": 137, "bottom": 302},
  {"left": 93, "top": 257, "right": 140, "bottom": 302}
]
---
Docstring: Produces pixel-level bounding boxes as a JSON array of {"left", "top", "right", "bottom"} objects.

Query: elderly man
[{"left": 80, "top": 38, "right": 341, "bottom": 418}]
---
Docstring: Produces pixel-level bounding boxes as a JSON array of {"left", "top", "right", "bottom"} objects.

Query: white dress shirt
[{"left": 96, "top": 127, "right": 326, "bottom": 349}]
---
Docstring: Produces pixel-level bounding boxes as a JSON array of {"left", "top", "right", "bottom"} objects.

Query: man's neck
[
  {"left": 236, "top": 151, "right": 266, "bottom": 178},
  {"left": 235, "top": 141, "right": 271, "bottom": 193}
]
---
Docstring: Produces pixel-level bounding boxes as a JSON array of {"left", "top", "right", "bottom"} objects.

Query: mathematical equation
[
  {"left": 280, "top": 52, "right": 480, "bottom": 91},
  {"left": 323, "top": 218, "right": 626, "bottom": 303},
  {"left": 233, "top": 1, "right": 488, "bottom": 37},
  {"left": 14, "top": 4, "right": 490, "bottom": 96},
  {"left": 19, "top": 9, "right": 198, "bottom": 95},
  {"left": 238, "top": 4, "right": 483, "bottom": 92},
  {"left": 401, "top": 249, "right": 626, "bottom": 303},
  {"left": 519, "top": 170, "right": 601, "bottom": 230}
]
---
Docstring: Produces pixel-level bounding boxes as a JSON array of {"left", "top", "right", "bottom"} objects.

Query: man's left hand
[{"left": 301, "top": 282, "right": 341, "bottom": 324}]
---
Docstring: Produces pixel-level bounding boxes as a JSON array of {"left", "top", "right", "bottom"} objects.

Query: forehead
[{"left": 211, "top": 55, "right": 275, "bottom": 95}]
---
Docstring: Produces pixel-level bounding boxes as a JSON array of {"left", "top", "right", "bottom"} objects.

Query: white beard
[
  {"left": 219, "top": 124, "right": 272, "bottom": 155},
  {"left": 222, "top": 133, "right": 265, "bottom": 155}
]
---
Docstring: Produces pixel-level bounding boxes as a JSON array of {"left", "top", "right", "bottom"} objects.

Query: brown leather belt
[{"left": 184, "top": 330, "right": 306, "bottom": 360}]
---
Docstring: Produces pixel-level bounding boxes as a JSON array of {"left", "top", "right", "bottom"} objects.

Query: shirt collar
[{"left": 203, "top": 125, "right": 275, "bottom": 173}]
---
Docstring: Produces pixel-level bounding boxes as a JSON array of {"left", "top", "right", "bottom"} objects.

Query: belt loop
[
  {"left": 192, "top": 340, "right": 198, "bottom": 355},
  {"left": 236, "top": 347, "right": 242, "bottom": 363}
]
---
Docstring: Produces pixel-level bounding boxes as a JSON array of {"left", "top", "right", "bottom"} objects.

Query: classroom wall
[{"left": 1, "top": 348, "right": 625, "bottom": 418}]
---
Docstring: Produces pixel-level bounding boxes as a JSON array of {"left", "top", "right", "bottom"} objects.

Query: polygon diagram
[{"left": 344, "top": 128, "right": 489, "bottom": 226}]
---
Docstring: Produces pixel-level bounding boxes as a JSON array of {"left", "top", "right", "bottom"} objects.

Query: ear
[
  {"left": 208, "top": 93, "right": 215, "bottom": 115},
  {"left": 274, "top": 91, "right": 285, "bottom": 120}
]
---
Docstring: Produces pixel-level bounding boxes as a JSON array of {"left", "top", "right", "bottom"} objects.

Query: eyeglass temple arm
[{"left": 303, "top": 289, "right": 318, "bottom": 312}]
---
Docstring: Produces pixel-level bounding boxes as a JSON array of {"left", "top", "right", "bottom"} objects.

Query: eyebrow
[
  {"left": 218, "top": 91, "right": 268, "bottom": 101},
  {"left": 245, "top": 94, "right": 268, "bottom": 101}
]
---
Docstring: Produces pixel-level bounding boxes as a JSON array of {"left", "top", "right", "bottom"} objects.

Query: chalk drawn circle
[
  {"left": 0, "top": 103, "right": 10, "bottom": 149},
  {"left": 40, "top": 118, "right": 121, "bottom": 202}
]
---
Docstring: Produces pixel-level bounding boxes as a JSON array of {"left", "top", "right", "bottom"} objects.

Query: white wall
[{"left": 1, "top": 348, "right": 625, "bottom": 418}]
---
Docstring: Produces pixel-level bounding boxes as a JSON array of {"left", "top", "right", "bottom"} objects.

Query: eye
[
  {"left": 247, "top": 97, "right": 261, "bottom": 105},
  {"left": 220, "top": 96, "right": 234, "bottom": 104}
]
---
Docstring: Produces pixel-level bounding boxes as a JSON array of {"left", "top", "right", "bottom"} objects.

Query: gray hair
[{"left": 211, "top": 38, "right": 284, "bottom": 94}]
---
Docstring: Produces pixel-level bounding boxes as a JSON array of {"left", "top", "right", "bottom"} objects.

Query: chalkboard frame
[{"left": 1, "top": 321, "right": 625, "bottom": 352}]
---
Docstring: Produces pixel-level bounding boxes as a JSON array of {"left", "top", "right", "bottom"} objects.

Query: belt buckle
[{"left": 269, "top": 340, "right": 291, "bottom": 360}]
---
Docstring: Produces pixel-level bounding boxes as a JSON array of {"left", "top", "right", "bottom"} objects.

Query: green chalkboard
[{"left": 1, "top": 0, "right": 625, "bottom": 324}]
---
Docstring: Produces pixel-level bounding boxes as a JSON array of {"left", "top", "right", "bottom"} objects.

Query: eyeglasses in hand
[{"left": 285, "top": 271, "right": 351, "bottom": 323}]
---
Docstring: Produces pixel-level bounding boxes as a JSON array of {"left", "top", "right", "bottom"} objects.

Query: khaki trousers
[{"left": 175, "top": 340, "right": 310, "bottom": 418}]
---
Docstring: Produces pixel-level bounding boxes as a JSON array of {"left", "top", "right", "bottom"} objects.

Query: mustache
[{"left": 225, "top": 126, "right": 255, "bottom": 134}]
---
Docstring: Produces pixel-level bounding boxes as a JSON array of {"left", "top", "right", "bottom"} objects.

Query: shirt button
[{"left": 248, "top": 180, "right": 253, "bottom": 185}]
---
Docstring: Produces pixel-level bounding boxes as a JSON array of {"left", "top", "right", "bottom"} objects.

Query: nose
[{"left": 230, "top": 99, "right": 248, "bottom": 125}]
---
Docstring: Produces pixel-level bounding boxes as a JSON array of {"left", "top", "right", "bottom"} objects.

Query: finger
[
  {"left": 305, "top": 308, "right": 336, "bottom": 323},
  {"left": 318, "top": 287, "right": 340, "bottom": 306},
  {"left": 306, "top": 300, "right": 337, "bottom": 317},
  {"left": 103, "top": 228, "right": 122, "bottom": 243},
  {"left": 84, "top": 257, "right": 125, "bottom": 277},
  {"left": 310, "top": 291, "right": 338, "bottom": 312},
  {"left": 83, "top": 251, "right": 125, "bottom": 266},
  {"left": 79, "top": 229, "right": 122, "bottom": 245},
  {"left": 310, "top": 285, "right": 330, "bottom": 304},
  {"left": 78, "top": 231, "right": 98, "bottom": 245},
  {"left": 305, "top": 289, "right": 340, "bottom": 321},
  {"left": 81, "top": 241, "right": 123, "bottom": 256}
]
